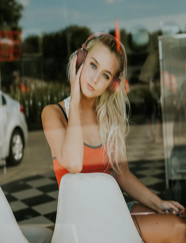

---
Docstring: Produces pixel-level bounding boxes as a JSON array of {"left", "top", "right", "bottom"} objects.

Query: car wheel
[{"left": 6, "top": 129, "right": 24, "bottom": 166}]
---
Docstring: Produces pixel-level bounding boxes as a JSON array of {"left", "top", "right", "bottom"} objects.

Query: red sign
[{"left": 0, "top": 31, "right": 22, "bottom": 62}]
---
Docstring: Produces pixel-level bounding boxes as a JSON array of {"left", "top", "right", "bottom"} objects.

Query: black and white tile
[{"left": 1, "top": 158, "right": 166, "bottom": 225}]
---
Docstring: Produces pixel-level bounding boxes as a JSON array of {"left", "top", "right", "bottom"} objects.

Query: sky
[{"left": 17, "top": 0, "right": 186, "bottom": 38}]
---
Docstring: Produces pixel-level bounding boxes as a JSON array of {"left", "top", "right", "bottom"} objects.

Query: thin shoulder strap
[{"left": 56, "top": 103, "right": 68, "bottom": 122}]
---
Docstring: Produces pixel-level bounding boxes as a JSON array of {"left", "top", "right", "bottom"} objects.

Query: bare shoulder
[
  {"left": 41, "top": 100, "right": 68, "bottom": 158},
  {"left": 41, "top": 100, "right": 67, "bottom": 128}
]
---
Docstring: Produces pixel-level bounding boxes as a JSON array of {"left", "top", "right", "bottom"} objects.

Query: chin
[{"left": 82, "top": 89, "right": 95, "bottom": 99}]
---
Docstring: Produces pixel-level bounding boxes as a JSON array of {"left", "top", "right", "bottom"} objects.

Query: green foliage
[
  {"left": 22, "top": 35, "right": 39, "bottom": 53},
  {"left": 42, "top": 25, "right": 92, "bottom": 81},
  {"left": 0, "top": 0, "right": 23, "bottom": 30},
  {"left": 23, "top": 25, "right": 92, "bottom": 82}
]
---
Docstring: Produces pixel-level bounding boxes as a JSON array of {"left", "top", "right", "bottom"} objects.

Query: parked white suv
[{"left": 0, "top": 91, "right": 28, "bottom": 166}]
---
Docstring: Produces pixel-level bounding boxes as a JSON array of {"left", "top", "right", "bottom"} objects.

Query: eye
[
  {"left": 103, "top": 73, "right": 109, "bottom": 80},
  {"left": 91, "top": 63, "right": 96, "bottom": 69},
  {"left": 91, "top": 62, "right": 109, "bottom": 80}
]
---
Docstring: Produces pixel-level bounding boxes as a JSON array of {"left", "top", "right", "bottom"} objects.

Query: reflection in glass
[{"left": 159, "top": 33, "right": 186, "bottom": 206}]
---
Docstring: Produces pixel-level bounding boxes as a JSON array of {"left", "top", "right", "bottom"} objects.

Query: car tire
[{"left": 6, "top": 129, "right": 24, "bottom": 166}]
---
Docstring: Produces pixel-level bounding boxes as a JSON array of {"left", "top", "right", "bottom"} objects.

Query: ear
[{"left": 76, "top": 49, "right": 88, "bottom": 69}]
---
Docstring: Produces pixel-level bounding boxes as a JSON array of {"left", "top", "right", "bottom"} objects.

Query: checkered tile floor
[
  {"left": 1, "top": 159, "right": 166, "bottom": 225},
  {"left": 2, "top": 173, "right": 58, "bottom": 225}
]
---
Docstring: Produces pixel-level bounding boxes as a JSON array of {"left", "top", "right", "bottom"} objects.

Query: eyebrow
[{"left": 91, "top": 57, "right": 113, "bottom": 77}]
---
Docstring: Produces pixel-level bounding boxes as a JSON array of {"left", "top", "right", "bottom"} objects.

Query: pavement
[
  {"left": 0, "top": 123, "right": 166, "bottom": 225},
  {"left": 0, "top": 130, "right": 53, "bottom": 185}
]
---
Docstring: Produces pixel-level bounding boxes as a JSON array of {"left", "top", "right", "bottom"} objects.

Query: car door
[{"left": 0, "top": 93, "right": 7, "bottom": 160}]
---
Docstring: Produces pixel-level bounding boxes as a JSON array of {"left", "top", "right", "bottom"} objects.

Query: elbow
[
  {"left": 67, "top": 165, "right": 83, "bottom": 174},
  {"left": 62, "top": 159, "right": 83, "bottom": 174},
  {"left": 58, "top": 156, "right": 83, "bottom": 174}
]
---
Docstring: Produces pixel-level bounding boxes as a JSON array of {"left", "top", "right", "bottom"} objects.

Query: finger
[
  {"left": 172, "top": 201, "right": 185, "bottom": 210},
  {"left": 72, "top": 54, "right": 77, "bottom": 80},
  {"left": 76, "top": 62, "right": 84, "bottom": 80},
  {"left": 166, "top": 207, "right": 185, "bottom": 218},
  {"left": 70, "top": 54, "right": 77, "bottom": 81},
  {"left": 163, "top": 208, "right": 172, "bottom": 215},
  {"left": 162, "top": 208, "right": 169, "bottom": 214},
  {"left": 167, "top": 203, "right": 181, "bottom": 215},
  {"left": 70, "top": 53, "right": 75, "bottom": 70},
  {"left": 171, "top": 201, "right": 185, "bottom": 215},
  {"left": 70, "top": 58, "right": 74, "bottom": 80}
]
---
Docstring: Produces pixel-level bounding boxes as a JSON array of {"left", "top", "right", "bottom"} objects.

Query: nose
[{"left": 91, "top": 72, "right": 99, "bottom": 83}]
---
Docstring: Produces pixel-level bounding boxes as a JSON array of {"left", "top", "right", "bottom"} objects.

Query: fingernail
[
  {"left": 82, "top": 61, "right": 84, "bottom": 65},
  {"left": 178, "top": 208, "right": 182, "bottom": 211},
  {"left": 169, "top": 208, "right": 173, "bottom": 212},
  {"left": 163, "top": 208, "right": 166, "bottom": 212},
  {"left": 176, "top": 213, "right": 179, "bottom": 216}
]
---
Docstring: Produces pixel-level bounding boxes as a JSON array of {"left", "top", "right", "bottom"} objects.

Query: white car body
[{"left": 0, "top": 91, "right": 28, "bottom": 162}]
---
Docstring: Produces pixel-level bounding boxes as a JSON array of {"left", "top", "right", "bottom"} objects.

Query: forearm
[
  {"left": 62, "top": 101, "right": 84, "bottom": 172},
  {"left": 117, "top": 170, "right": 162, "bottom": 211}
]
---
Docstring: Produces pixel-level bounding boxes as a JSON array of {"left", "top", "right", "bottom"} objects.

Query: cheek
[
  {"left": 79, "top": 70, "right": 86, "bottom": 88},
  {"left": 96, "top": 81, "right": 110, "bottom": 95},
  {"left": 80, "top": 63, "right": 89, "bottom": 83}
]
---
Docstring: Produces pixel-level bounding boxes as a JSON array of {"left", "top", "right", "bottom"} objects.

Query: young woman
[{"left": 42, "top": 33, "right": 186, "bottom": 243}]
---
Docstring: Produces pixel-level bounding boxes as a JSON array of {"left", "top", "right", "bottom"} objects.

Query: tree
[
  {"left": 0, "top": 0, "right": 23, "bottom": 30},
  {"left": 42, "top": 25, "right": 92, "bottom": 81}
]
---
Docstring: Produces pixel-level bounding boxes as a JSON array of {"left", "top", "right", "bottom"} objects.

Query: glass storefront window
[
  {"left": 0, "top": 0, "right": 186, "bottom": 242},
  {"left": 159, "top": 33, "right": 186, "bottom": 206}
]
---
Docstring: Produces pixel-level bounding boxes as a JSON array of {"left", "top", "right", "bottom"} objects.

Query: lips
[{"left": 87, "top": 82, "right": 95, "bottom": 91}]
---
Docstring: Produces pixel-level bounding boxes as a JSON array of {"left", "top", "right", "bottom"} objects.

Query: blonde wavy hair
[{"left": 66, "top": 35, "right": 130, "bottom": 173}]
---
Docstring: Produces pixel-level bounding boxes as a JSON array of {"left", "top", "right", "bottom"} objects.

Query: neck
[{"left": 80, "top": 93, "right": 97, "bottom": 116}]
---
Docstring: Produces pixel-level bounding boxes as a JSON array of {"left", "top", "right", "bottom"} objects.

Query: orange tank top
[{"left": 53, "top": 101, "right": 111, "bottom": 188}]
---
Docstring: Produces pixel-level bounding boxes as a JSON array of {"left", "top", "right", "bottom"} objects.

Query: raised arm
[{"left": 42, "top": 54, "right": 84, "bottom": 173}]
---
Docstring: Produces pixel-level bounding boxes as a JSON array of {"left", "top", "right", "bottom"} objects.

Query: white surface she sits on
[
  {"left": 52, "top": 173, "right": 144, "bottom": 243},
  {"left": 0, "top": 187, "right": 53, "bottom": 243},
  {"left": 0, "top": 187, "right": 29, "bottom": 243}
]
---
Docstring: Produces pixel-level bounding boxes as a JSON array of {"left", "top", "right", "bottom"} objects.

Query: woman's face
[{"left": 80, "top": 42, "right": 119, "bottom": 97}]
